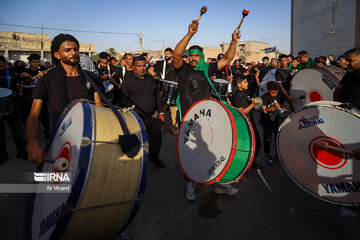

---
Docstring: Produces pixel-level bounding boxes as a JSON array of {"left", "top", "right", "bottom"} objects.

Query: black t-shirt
[
  {"left": 258, "top": 65, "right": 271, "bottom": 82},
  {"left": 339, "top": 70, "right": 360, "bottom": 108},
  {"left": 97, "top": 63, "right": 123, "bottom": 83},
  {"left": 121, "top": 72, "right": 162, "bottom": 117},
  {"left": 214, "top": 66, "right": 231, "bottom": 80},
  {"left": 231, "top": 65, "right": 247, "bottom": 78},
  {"left": 231, "top": 89, "right": 251, "bottom": 118},
  {"left": 174, "top": 61, "right": 218, "bottom": 115},
  {"left": 32, "top": 68, "right": 99, "bottom": 123},
  {"left": 275, "top": 68, "right": 292, "bottom": 93},
  {"left": 153, "top": 60, "right": 177, "bottom": 82},
  {"left": 260, "top": 92, "right": 282, "bottom": 126}
]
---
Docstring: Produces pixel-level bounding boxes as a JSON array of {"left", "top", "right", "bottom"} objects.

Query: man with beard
[
  {"left": 231, "top": 59, "right": 247, "bottom": 78},
  {"left": 297, "top": 50, "right": 314, "bottom": 70},
  {"left": 26, "top": 34, "right": 101, "bottom": 164},
  {"left": 173, "top": 19, "right": 242, "bottom": 200},
  {"left": 333, "top": 48, "right": 360, "bottom": 109},
  {"left": 337, "top": 55, "right": 348, "bottom": 70},
  {"left": 256, "top": 56, "right": 271, "bottom": 84},
  {"left": 148, "top": 48, "right": 179, "bottom": 135},
  {"left": 121, "top": 56, "right": 165, "bottom": 168}
]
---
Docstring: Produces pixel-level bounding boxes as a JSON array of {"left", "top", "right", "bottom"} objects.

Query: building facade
[
  {"left": 0, "top": 31, "right": 96, "bottom": 63},
  {"left": 291, "top": 0, "right": 360, "bottom": 58}
]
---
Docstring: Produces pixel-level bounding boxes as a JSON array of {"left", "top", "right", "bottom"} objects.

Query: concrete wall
[
  {"left": 292, "top": 0, "right": 357, "bottom": 58},
  {"left": 0, "top": 31, "right": 96, "bottom": 63}
]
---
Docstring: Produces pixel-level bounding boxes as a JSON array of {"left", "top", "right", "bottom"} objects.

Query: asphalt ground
[{"left": 0, "top": 110, "right": 359, "bottom": 240}]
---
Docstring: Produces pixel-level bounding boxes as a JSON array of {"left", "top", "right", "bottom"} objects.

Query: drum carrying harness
[
  {"left": 176, "top": 49, "right": 226, "bottom": 120},
  {"left": 82, "top": 70, "right": 140, "bottom": 158}
]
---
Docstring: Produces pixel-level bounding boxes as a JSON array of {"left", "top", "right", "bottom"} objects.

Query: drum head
[
  {"left": 0, "top": 88, "right": 12, "bottom": 97},
  {"left": 290, "top": 67, "right": 343, "bottom": 110},
  {"left": 27, "top": 100, "right": 89, "bottom": 239},
  {"left": 277, "top": 103, "right": 360, "bottom": 206},
  {"left": 213, "top": 79, "right": 228, "bottom": 84},
  {"left": 177, "top": 99, "right": 253, "bottom": 184}
]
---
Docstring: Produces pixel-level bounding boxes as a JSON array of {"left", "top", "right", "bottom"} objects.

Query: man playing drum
[
  {"left": 148, "top": 48, "right": 179, "bottom": 135},
  {"left": 173, "top": 19, "right": 241, "bottom": 200},
  {"left": 26, "top": 34, "right": 102, "bottom": 164}
]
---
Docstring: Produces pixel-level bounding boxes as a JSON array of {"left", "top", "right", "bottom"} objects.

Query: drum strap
[
  {"left": 176, "top": 50, "right": 227, "bottom": 121},
  {"left": 161, "top": 60, "right": 166, "bottom": 79},
  {"left": 5, "top": 67, "right": 14, "bottom": 96},
  {"left": 81, "top": 70, "right": 140, "bottom": 158}
]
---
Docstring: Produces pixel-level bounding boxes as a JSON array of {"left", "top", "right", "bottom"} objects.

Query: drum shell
[
  {"left": 277, "top": 101, "right": 360, "bottom": 206},
  {"left": 211, "top": 79, "right": 228, "bottom": 98},
  {"left": 161, "top": 80, "right": 178, "bottom": 105},
  {"left": 0, "top": 88, "right": 13, "bottom": 116},
  {"left": 26, "top": 100, "right": 148, "bottom": 240}
]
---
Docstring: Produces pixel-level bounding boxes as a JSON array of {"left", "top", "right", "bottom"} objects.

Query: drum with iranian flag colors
[
  {"left": 25, "top": 99, "right": 148, "bottom": 240},
  {"left": 177, "top": 99, "right": 255, "bottom": 185},
  {"left": 277, "top": 101, "right": 360, "bottom": 206},
  {"left": 290, "top": 65, "right": 345, "bottom": 110}
]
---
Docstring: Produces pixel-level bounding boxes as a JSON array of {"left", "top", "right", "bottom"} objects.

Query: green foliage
[{"left": 91, "top": 53, "right": 99, "bottom": 63}]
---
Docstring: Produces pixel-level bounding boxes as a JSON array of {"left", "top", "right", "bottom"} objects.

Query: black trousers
[
  {"left": 249, "top": 112, "right": 262, "bottom": 164},
  {"left": 0, "top": 98, "right": 27, "bottom": 162},
  {"left": 141, "top": 116, "right": 162, "bottom": 160},
  {"left": 261, "top": 122, "right": 279, "bottom": 156}
]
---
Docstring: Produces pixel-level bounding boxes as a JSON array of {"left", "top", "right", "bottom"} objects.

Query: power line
[{"left": 0, "top": 22, "right": 139, "bottom": 36}]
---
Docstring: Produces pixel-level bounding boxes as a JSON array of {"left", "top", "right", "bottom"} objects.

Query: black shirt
[
  {"left": 121, "top": 72, "right": 162, "bottom": 118},
  {"left": 0, "top": 67, "right": 13, "bottom": 89},
  {"left": 174, "top": 61, "right": 218, "bottom": 115},
  {"left": 231, "top": 89, "right": 251, "bottom": 118},
  {"left": 32, "top": 65, "right": 100, "bottom": 123},
  {"left": 260, "top": 92, "right": 282, "bottom": 126},
  {"left": 338, "top": 70, "right": 360, "bottom": 108},
  {"left": 214, "top": 65, "right": 232, "bottom": 80},
  {"left": 153, "top": 60, "right": 176, "bottom": 81},
  {"left": 275, "top": 68, "right": 292, "bottom": 93},
  {"left": 231, "top": 65, "right": 247, "bottom": 78},
  {"left": 258, "top": 65, "right": 272, "bottom": 82}
]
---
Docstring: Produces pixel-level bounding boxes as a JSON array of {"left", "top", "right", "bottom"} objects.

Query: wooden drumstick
[
  {"left": 274, "top": 100, "right": 281, "bottom": 109},
  {"left": 196, "top": 6, "right": 207, "bottom": 21},
  {"left": 236, "top": 9, "right": 249, "bottom": 31},
  {"left": 316, "top": 141, "right": 354, "bottom": 155},
  {"left": 44, "top": 157, "right": 70, "bottom": 171}
]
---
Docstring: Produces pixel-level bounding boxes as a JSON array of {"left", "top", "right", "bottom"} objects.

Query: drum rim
[
  {"left": 24, "top": 99, "right": 93, "bottom": 239},
  {"left": 0, "top": 87, "right": 13, "bottom": 96},
  {"left": 276, "top": 102, "right": 360, "bottom": 206},
  {"left": 176, "top": 98, "right": 238, "bottom": 185}
]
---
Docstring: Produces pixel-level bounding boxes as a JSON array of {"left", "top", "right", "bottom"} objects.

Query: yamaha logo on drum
[
  {"left": 58, "top": 117, "right": 72, "bottom": 137},
  {"left": 298, "top": 116, "right": 325, "bottom": 130},
  {"left": 34, "top": 172, "right": 71, "bottom": 182}
]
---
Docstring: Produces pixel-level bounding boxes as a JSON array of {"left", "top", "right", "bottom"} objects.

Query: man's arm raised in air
[
  {"left": 217, "top": 28, "right": 241, "bottom": 71},
  {"left": 173, "top": 20, "right": 199, "bottom": 69}
]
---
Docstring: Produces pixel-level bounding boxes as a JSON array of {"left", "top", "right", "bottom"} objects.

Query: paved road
[{"left": 1, "top": 111, "right": 359, "bottom": 240}]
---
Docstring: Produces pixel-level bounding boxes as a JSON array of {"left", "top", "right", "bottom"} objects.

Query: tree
[
  {"left": 91, "top": 53, "right": 99, "bottom": 63},
  {"left": 107, "top": 48, "right": 116, "bottom": 57}
]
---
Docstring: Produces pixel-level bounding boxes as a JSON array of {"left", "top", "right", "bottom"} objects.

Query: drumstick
[
  {"left": 236, "top": 9, "right": 249, "bottom": 31},
  {"left": 316, "top": 141, "right": 354, "bottom": 155},
  {"left": 44, "top": 157, "right": 70, "bottom": 171},
  {"left": 196, "top": 6, "right": 207, "bottom": 21},
  {"left": 274, "top": 100, "right": 281, "bottom": 109}
]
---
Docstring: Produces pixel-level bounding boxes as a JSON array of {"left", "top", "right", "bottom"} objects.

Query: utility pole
[
  {"left": 139, "top": 32, "right": 143, "bottom": 54},
  {"left": 161, "top": 38, "right": 165, "bottom": 58}
]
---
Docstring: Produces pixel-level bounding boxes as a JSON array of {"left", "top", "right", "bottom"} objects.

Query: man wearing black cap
[
  {"left": 96, "top": 51, "right": 122, "bottom": 102},
  {"left": 0, "top": 55, "right": 28, "bottom": 163},
  {"left": 20, "top": 53, "right": 50, "bottom": 138},
  {"left": 213, "top": 53, "right": 232, "bottom": 81},
  {"left": 26, "top": 34, "right": 101, "bottom": 164}
]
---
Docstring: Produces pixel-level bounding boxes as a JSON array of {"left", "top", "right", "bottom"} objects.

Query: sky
[{"left": 0, "top": 0, "right": 291, "bottom": 54}]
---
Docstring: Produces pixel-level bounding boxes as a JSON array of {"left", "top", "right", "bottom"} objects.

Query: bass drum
[
  {"left": 177, "top": 99, "right": 255, "bottom": 184},
  {"left": 277, "top": 101, "right": 360, "bottom": 206},
  {"left": 290, "top": 66, "right": 345, "bottom": 110},
  {"left": 25, "top": 99, "right": 148, "bottom": 240}
]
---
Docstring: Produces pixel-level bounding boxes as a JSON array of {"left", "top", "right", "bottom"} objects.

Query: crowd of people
[{"left": 0, "top": 20, "right": 359, "bottom": 204}]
